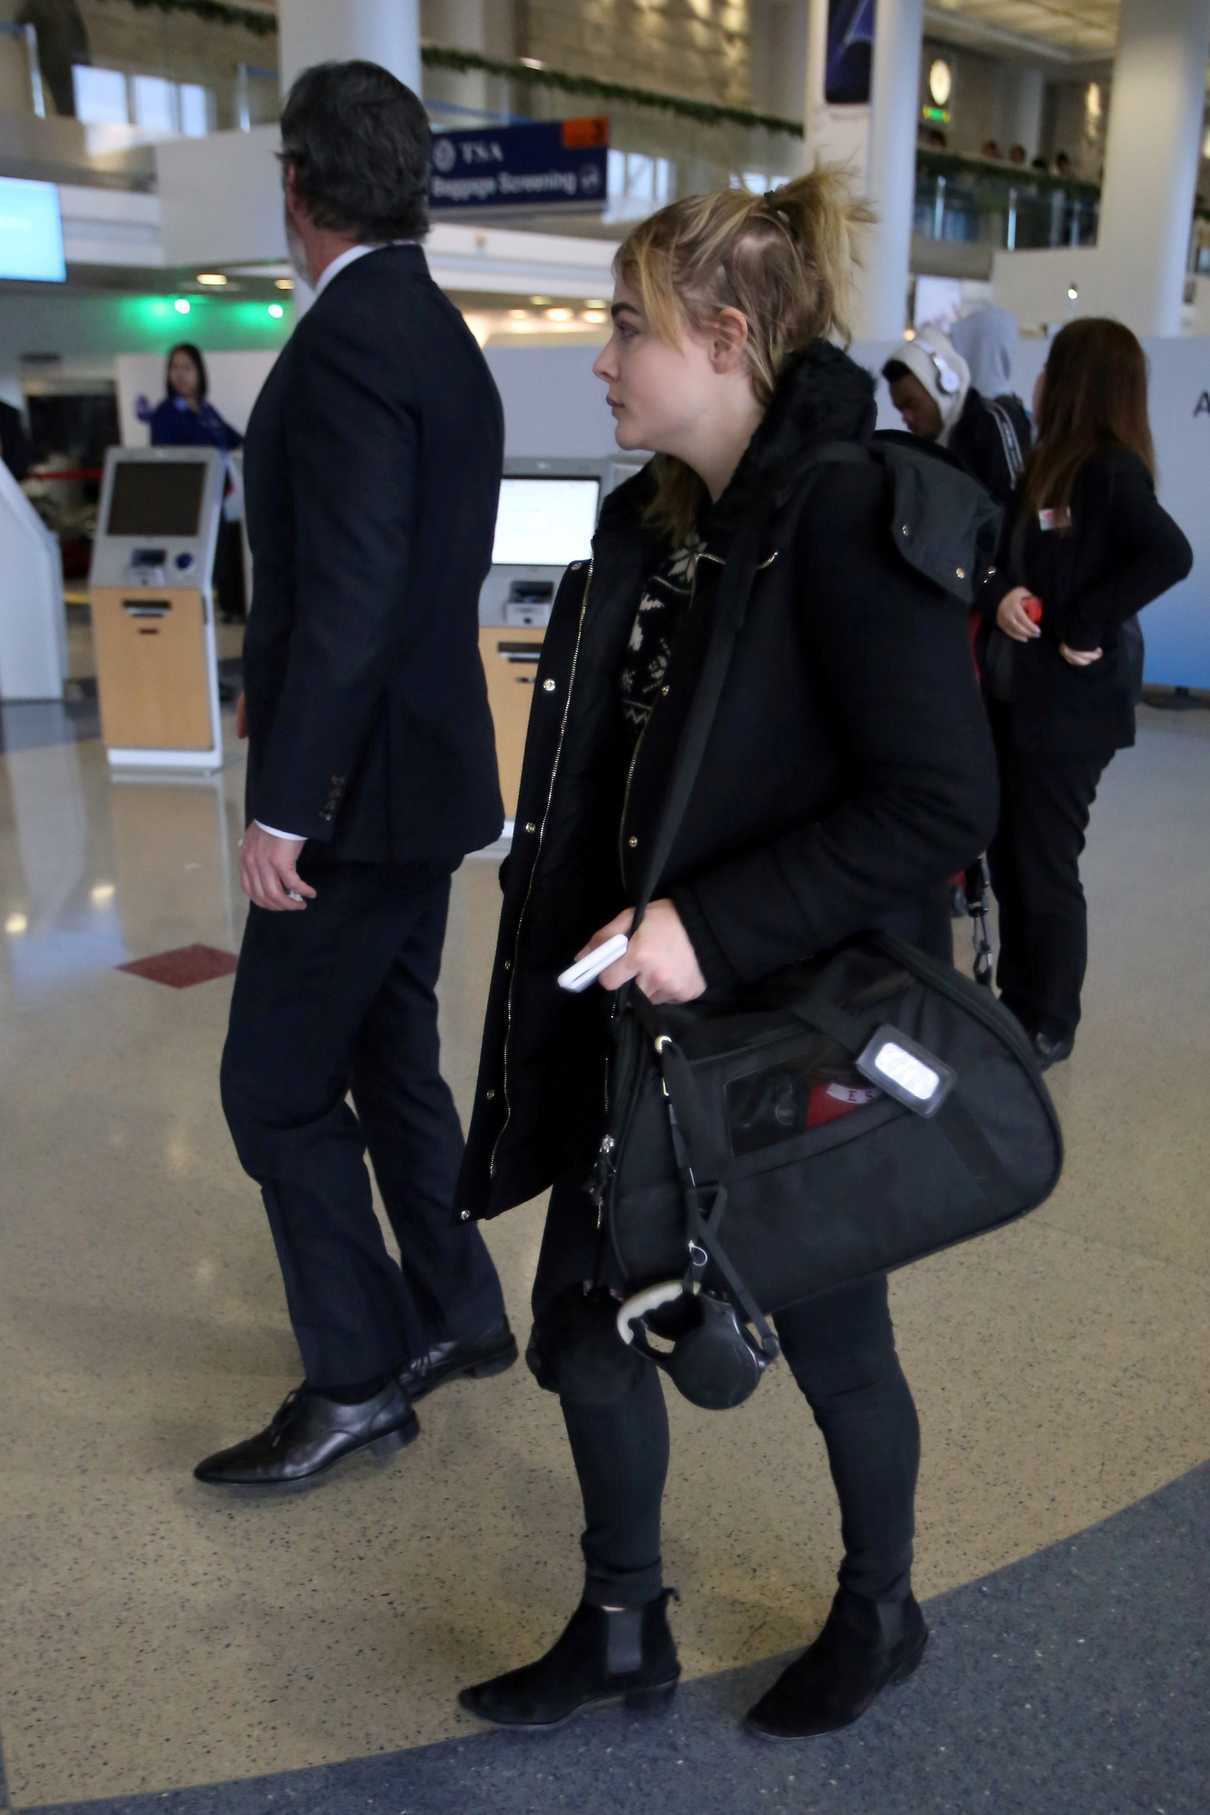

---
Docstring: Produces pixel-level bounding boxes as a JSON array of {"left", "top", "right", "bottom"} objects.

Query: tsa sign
[{"left": 430, "top": 118, "right": 609, "bottom": 212}]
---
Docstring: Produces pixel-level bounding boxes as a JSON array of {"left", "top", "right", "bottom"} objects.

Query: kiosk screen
[
  {"left": 492, "top": 477, "right": 600, "bottom": 568},
  {"left": 106, "top": 462, "right": 208, "bottom": 538}
]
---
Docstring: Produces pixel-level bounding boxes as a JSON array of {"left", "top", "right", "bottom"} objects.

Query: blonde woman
[{"left": 457, "top": 173, "right": 998, "bottom": 1740}]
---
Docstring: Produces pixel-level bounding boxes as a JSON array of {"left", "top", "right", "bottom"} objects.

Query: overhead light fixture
[
  {"left": 1066, "top": 284, "right": 1080, "bottom": 303},
  {"left": 582, "top": 310, "right": 608, "bottom": 324},
  {"left": 90, "top": 883, "right": 115, "bottom": 904},
  {"left": 520, "top": 57, "right": 545, "bottom": 70},
  {"left": 545, "top": 307, "right": 574, "bottom": 321},
  {"left": 275, "top": 277, "right": 294, "bottom": 291},
  {"left": 196, "top": 272, "right": 228, "bottom": 287},
  {"left": 529, "top": 295, "right": 552, "bottom": 306},
  {"left": 174, "top": 298, "right": 191, "bottom": 315},
  {"left": 585, "top": 299, "right": 609, "bottom": 310},
  {"left": 903, "top": 327, "right": 917, "bottom": 341},
  {"left": 4, "top": 912, "right": 28, "bottom": 936},
  {"left": 268, "top": 303, "right": 285, "bottom": 319},
  {"left": 928, "top": 59, "right": 953, "bottom": 109},
  {"left": 508, "top": 308, "right": 530, "bottom": 319}
]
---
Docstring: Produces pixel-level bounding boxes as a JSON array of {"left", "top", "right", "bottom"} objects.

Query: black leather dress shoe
[
  {"left": 745, "top": 1590, "right": 928, "bottom": 1740},
  {"left": 398, "top": 1319, "right": 518, "bottom": 1402},
  {"left": 193, "top": 1381, "right": 418, "bottom": 1487},
  {"left": 1033, "top": 1031, "right": 1074, "bottom": 1071}
]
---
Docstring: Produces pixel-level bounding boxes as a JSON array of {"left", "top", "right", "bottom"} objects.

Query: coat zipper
[{"left": 489, "top": 562, "right": 594, "bottom": 1182}]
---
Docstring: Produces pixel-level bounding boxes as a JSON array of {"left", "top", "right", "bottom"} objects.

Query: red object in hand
[{"left": 1023, "top": 595, "right": 1044, "bottom": 624}]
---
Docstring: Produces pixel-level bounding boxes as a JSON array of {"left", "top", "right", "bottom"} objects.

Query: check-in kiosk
[
  {"left": 479, "top": 456, "right": 640, "bottom": 819},
  {"left": 90, "top": 447, "right": 225, "bottom": 770}
]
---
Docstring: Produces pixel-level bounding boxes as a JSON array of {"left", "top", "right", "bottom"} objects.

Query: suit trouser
[
  {"left": 528, "top": 1177, "right": 920, "bottom": 1610},
  {"left": 987, "top": 706, "right": 1111, "bottom": 1044},
  {"left": 221, "top": 856, "right": 505, "bottom": 1389}
]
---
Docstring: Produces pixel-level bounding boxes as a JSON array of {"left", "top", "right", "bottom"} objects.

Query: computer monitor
[
  {"left": 492, "top": 476, "right": 601, "bottom": 569},
  {"left": 105, "top": 460, "right": 209, "bottom": 539}
]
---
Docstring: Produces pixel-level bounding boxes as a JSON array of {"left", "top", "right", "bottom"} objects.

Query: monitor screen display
[
  {"left": 0, "top": 178, "right": 66, "bottom": 282},
  {"left": 492, "top": 477, "right": 600, "bottom": 567},
  {"left": 106, "top": 461, "right": 207, "bottom": 538}
]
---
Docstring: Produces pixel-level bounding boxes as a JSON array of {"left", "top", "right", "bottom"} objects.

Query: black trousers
[
  {"left": 221, "top": 858, "right": 505, "bottom": 1390},
  {"left": 529, "top": 1178, "right": 920, "bottom": 1610},
  {"left": 988, "top": 708, "right": 1111, "bottom": 1043}
]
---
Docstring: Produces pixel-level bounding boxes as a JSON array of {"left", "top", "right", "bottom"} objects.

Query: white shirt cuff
[{"left": 255, "top": 821, "right": 306, "bottom": 842}]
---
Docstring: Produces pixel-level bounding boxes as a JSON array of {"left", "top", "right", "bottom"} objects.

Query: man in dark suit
[{"left": 196, "top": 61, "right": 515, "bottom": 1489}]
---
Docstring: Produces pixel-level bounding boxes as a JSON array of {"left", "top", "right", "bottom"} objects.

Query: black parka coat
[{"left": 459, "top": 343, "right": 1000, "bottom": 1221}]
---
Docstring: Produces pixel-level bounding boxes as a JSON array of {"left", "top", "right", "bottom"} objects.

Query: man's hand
[
  {"left": 996, "top": 587, "right": 1042, "bottom": 643},
  {"left": 578, "top": 900, "right": 707, "bottom": 1006},
  {"left": 235, "top": 691, "right": 248, "bottom": 740},
  {"left": 1059, "top": 643, "right": 1103, "bottom": 667},
  {"left": 239, "top": 824, "right": 316, "bottom": 912}
]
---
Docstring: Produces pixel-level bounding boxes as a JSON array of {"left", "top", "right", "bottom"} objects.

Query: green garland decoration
[
  {"left": 420, "top": 46, "right": 804, "bottom": 139},
  {"left": 101, "top": 3, "right": 806, "bottom": 135},
  {"left": 114, "top": 0, "right": 277, "bottom": 37}
]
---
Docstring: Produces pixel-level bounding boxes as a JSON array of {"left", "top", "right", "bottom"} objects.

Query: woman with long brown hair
[
  {"left": 454, "top": 170, "right": 998, "bottom": 1741},
  {"left": 986, "top": 318, "right": 1192, "bottom": 1068}
]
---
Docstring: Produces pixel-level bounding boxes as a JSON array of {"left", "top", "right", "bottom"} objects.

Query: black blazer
[
  {"left": 988, "top": 447, "right": 1193, "bottom": 755},
  {"left": 241, "top": 244, "right": 505, "bottom": 864},
  {"left": 460, "top": 344, "right": 999, "bottom": 1219}
]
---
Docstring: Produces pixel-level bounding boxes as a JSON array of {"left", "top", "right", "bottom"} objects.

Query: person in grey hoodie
[{"left": 951, "top": 305, "right": 1020, "bottom": 399}]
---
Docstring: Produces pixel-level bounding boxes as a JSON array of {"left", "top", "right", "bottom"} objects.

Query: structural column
[
  {"left": 1096, "top": 0, "right": 1210, "bottom": 335},
  {"left": 277, "top": 0, "right": 421, "bottom": 98},
  {"left": 1005, "top": 66, "right": 1045, "bottom": 160},
  {"left": 803, "top": 0, "right": 925, "bottom": 340}
]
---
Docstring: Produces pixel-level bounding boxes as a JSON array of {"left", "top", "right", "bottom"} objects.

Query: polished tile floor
[{"left": 0, "top": 699, "right": 1208, "bottom": 1812}]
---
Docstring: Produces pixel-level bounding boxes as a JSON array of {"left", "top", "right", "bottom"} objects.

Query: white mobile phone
[{"left": 557, "top": 934, "right": 629, "bottom": 994}]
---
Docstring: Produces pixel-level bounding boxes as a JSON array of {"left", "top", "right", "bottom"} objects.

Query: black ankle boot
[
  {"left": 459, "top": 1591, "right": 680, "bottom": 1730},
  {"left": 745, "top": 1589, "right": 928, "bottom": 1741}
]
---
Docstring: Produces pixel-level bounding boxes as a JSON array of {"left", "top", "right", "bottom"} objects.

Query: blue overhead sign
[{"left": 430, "top": 118, "right": 609, "bottom": 213}]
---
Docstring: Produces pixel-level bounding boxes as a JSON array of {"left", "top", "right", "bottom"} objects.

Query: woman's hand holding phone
[{"left": 572, "top": 900, "right": 706, "bottom": 1006}]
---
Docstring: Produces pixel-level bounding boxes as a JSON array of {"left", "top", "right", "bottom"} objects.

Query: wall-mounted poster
[{"left": 826, "top": 0, "right": 876, "bottom": 106}]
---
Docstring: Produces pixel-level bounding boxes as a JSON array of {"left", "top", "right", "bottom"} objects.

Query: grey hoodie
[{"left": 951, "top": 306, "right": 1019, "bottom": 398}]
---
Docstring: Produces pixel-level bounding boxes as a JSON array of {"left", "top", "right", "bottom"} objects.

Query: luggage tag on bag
[{"left": 855, "top": 1026, "right": 955, "bottom": 1119}]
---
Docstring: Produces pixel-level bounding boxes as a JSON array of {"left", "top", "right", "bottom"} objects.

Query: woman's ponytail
[{"left": 760, "top": 165, "right": 874, "bottom": 349}]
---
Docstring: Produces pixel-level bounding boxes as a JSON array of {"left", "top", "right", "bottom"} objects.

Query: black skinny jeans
[
  {"left": 987, "top": 702, "right": 1111, "bottom": 1044},
  {"left": 530, "top": 1176, "right": 920, "bottom": 1611}
]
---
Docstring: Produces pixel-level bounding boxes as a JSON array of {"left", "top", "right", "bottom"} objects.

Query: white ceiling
[{"left": 926, "top": 1, "right": 1119, "bottom": 59}]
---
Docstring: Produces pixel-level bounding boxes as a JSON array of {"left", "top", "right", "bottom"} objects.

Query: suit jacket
[{"left": 241, "top": 243, "right": 505, "bottom": 864}]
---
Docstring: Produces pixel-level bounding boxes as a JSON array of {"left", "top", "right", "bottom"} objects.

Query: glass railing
[{"left": 914, "top": 148, "right": 1100, "bottom": 251}]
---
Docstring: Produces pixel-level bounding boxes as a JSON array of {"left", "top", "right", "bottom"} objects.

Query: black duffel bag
[
  {"left": 605, "top": 930, "right": 1062, "bottom": 1314},
  {"left": 596, "top": 460, "right": 1063, "bottom": 1408}
]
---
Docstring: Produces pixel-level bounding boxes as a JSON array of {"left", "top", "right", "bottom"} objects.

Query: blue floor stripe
[{"left": 21, "top": 1460, "right": 1210, "bottom": 1815}]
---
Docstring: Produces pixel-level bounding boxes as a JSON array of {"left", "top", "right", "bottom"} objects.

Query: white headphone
[{"left": 925, "top": 347, "right": 962, "bottom": 396}]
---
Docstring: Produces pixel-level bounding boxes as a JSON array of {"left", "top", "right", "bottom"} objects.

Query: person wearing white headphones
[{"left": 883, "top": 325, "right": 1029, "bottom": 506}]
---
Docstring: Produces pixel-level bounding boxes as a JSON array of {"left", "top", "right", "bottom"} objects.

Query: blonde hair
[{"left": 616, "top": 164, "right": 874, "bottom": 541}]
